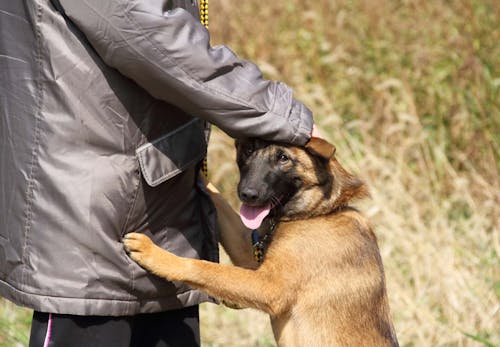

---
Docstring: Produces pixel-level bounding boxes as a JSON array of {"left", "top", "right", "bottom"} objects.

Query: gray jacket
[{"left": 0, "top": 0, "right": 313, "bottom": 315}]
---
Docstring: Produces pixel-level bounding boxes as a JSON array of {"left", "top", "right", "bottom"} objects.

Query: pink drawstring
[{"left": 42, "top": 313, "right": 53, "bottom": 347}]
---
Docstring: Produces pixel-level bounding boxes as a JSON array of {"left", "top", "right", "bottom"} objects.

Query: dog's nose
[{"left": 240, "top": 187, "right": 259, "bottom": 203}]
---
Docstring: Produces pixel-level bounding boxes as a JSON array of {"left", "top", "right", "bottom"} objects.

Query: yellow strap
[
  {"left": 199, "top": 0, "right": 209, "bottom": 177},
  {"left": 199, "top": 0, "right": 209, "bottom": 28}
]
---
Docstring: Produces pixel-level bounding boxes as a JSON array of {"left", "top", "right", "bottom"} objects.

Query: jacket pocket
[{"left": 136, "top": 118, "right": 207, "bottom": 187}]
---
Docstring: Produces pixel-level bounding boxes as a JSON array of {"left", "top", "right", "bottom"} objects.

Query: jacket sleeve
[{"left": 55, "top": 0, "right": 313, "bottom": 145}]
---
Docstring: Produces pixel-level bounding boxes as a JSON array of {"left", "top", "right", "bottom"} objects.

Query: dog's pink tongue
[{"left": 240, "top": 203, "right": 271, "bottom": 229}]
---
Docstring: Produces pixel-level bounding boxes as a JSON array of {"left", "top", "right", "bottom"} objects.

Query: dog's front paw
[{"left": 123, "top": 233, "right": 156, "bottom": 269}]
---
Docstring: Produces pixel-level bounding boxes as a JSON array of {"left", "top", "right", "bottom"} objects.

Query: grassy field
[{"left": 1, "top": 0, "right": 498, "bottom": 346}]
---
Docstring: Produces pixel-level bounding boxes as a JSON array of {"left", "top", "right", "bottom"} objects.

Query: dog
[{"left": 124, "top": 137, "right": 399, "bottom": 346}]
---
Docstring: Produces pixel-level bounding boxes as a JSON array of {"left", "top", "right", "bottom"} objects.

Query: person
[{"left": 0, "top": 1, "right": 314, "bottom": 346}]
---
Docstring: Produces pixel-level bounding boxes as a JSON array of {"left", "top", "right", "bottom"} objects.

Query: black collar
[{"left": 251, "top": 221, "right": 276, "bottom": 263}]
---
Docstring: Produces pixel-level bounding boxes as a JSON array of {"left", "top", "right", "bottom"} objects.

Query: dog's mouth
[
  {"left": 239, "top": 203, "right": 272, "bottom": 230},
  {"left": 239, "top": 195, "right": 286, "bottom": 230}
]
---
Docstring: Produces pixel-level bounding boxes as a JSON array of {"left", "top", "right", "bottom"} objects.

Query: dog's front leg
[
  {"left": 206, "top": 183, "right": 259, "bottom": 269},
  {"left": 124, "top": 233, "right": 285, "bottom": 316}
]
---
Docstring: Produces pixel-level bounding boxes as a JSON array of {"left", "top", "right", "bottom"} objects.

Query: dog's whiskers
[{"left": 271, "top": 195, "right": 283, "bottom": 208}]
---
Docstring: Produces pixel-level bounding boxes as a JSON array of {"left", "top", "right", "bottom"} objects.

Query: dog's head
[{"left": 235, "top": 137, "right": 368, "bottom": 228}]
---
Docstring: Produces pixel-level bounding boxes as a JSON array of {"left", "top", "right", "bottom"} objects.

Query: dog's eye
[{"left": 277, "top": 152, "right": 289, "bottom": 163}]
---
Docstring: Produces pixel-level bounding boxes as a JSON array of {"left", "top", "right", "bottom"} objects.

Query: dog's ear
[{"left": 305, "top": 137, "right": 336, "bottom": 160}]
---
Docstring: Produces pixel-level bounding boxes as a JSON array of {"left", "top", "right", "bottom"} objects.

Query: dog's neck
[{"left": 256, "top": 217, "right": 277, "bottom": 237}]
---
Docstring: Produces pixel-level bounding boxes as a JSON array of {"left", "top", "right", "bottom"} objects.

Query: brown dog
[{"left": 124, "top": 138, "right": 399, "bottom": 346}]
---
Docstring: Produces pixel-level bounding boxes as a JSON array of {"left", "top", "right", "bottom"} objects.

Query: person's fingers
[{"left": 311, "top": 124, "right": 324, "bottom": 139}]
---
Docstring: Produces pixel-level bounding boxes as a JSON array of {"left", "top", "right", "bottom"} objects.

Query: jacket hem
[{"left": 0, "top": 279, "right": 215, "bottom": 316}]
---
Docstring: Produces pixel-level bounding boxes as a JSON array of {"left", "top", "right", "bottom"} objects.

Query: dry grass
[
  {"left": 0, "top": 301, "right": 31, "bottom": 347},
  {"left": 201, "top": 0, "right": 499, "bottom": 346},
  {"left": 1, "top": 0, "right": 498, "bottom": 346}
]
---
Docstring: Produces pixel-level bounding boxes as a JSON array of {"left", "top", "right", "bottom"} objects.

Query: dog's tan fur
[{"left": 124, "top": 138, "right": 398, "bottom": 346}]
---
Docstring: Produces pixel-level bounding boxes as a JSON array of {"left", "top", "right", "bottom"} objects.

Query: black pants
[{"left": 29, "top": 306, "right": 200, "bottom": 347}]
